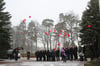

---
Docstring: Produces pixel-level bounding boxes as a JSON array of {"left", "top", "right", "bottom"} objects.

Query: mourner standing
[
  {"left": 13, "top": 48, "right": 19, "bottom": 61},
  {"left": 70, "top": 46, "right": 74, "bottom": 60},
  {"left": 73, "top": 46, "right": 78, "bottom": 60},
  {"left": 27, "top": 51, "right": 30, "bottom": 60},
  {"left": 61, "top": 48, "right": 66, "bottom": 62}
]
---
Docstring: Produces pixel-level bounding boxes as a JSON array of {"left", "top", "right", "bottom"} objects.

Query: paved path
[{"left": 0, "top": 60, "right": 85, "bottom": 66}]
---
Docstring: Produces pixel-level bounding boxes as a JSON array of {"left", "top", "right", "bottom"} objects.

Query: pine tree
[
  {"left": 0, "top": 0, "right": 11, "bottom": 58},
  {"left": 80, "top": 0, "right": 100, "bottom": 58}
]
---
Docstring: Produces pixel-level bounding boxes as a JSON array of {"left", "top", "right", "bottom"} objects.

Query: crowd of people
[
  {"left": 7, "top": 46, "right": 84, "bottom": 61},
  {"left": 35, "top": 46, "right": 81, "bottom": 62}
]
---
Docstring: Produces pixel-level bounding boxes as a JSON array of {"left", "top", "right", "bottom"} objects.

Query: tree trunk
[
  {"left": 50, "top": 34, "right": 52, "bottom": 49},
  {"left": 44, "top": 43, "right": 46, "bottom": 50},
  {"left": 97, "top": 36, "right": 100, "bottom": 56},
  {"left": 64, "top": 34, "right": 65, "bottom": 48},
  {"left": 47, "top": 39, "right": 49, "bottom": 50},
  {"left": 36, "top": 39, "right": 37, "bottom": 50},
  {"left": 35, "top": 31, "right": 37, "bottom": 50},
  {"left": 31, "top": 39, "right": 32, "bottom": 53}
]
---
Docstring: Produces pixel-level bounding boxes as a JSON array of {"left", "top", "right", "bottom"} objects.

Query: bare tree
[
  {"left": 55, "top": 12, "right": 80, "bottom": 48},
  {"left": 63, "top": 12, "right": 80, "bottom": 47},
  {"left": 42, "top": 19, "right": 54, "bottom": 50},
  {"left": 27, "top": 20, "right": 40, "bottom": 51}
]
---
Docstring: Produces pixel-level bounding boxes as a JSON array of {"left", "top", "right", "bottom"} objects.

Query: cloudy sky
[{"left": 5, "top": 0, "right": 90, "bottom": 26}]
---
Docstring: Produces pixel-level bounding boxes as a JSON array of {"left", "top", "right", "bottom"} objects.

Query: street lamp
[{"left": 99, "top": 0, "right": 100, "bottom": 12}]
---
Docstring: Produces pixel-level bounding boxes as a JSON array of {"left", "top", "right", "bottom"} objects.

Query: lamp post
[
  {"left": 98, "top": 0, "right": 100, "bottom": 56},
  {"left": 99, "top": 0, "right": 100, "bottom": 13}
]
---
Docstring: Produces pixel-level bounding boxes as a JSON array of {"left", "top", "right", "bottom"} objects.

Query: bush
[{"left": 85, "top": 46, "right": 93, "bottom": 58}]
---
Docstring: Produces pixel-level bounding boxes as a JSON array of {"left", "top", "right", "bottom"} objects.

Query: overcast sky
[{"left": 5, "top": 0, "right": 90, "bottom": 26}]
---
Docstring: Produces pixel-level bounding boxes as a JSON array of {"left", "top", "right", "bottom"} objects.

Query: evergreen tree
[
  {"left": 0, "top": 0, "right": 11, "bottom": 58},
  {"left": 80, "top": 0, "right": 100, "bottom": 58}
]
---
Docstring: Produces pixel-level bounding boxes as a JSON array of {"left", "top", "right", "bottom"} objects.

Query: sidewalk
[{"left": 0, "top": 57, "right": 36, "bottom": 64}]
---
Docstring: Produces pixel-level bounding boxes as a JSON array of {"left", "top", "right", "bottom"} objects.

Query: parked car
[{"left": 7, "top": 49, "right": 14, "bottom": 59}]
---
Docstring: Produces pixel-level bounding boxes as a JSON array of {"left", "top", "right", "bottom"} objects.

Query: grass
[{"left": 84, "top": 60, "right": 100, "bottom": 66}]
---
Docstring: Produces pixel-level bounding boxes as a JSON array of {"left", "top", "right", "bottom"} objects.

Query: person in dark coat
[
  {"left": 56, "top": 48, "right": 60, "bottom": 61},
  {"left": 65, "top": 47, "right": 69, "bottom": 60},
  {"left": 13, "top": 48, "right": 19, "bottom": 61},
  {"left": 39, "top": 50, "right": 42, "bottom": 61},
  {"left": 49, "top": 50, "right": 52, "bottom": 61},
  {"left": 51, "top": 49, "right": 56, "bottom": 61},
  {"left": 35, "top": 51, "right": 39, "bottom": 61},
  {"left": 70, "top": 46, "right": 74, "bottom": 60},
  {"left": 78, "top": 45, "right": 84, "bottom": 61},
  {"left": 46, "top": 50, "right": 50, "bottom": 61},
  {"left": 73, "top": 46, "right": 78, "bottom": 60},
  {"left": 27, "top": 51, "right": 30, "bottom": 60},
  {"left": 67, "top": 47, "right": 70, "bottom": 60},
  {"left": 42, "top": 50, "right": 46, "bottom": 61}
]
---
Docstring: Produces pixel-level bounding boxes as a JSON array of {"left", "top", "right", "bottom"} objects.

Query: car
[{"left": 7, "top": 49, "right": 14, "bottom": 59}]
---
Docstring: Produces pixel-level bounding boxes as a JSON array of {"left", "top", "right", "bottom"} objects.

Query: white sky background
[{"left": 5, "top": 0, "right": 90, "bottom": 27}]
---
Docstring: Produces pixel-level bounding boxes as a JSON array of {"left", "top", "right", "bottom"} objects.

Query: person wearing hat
[{"left": 27, "top": 51, "right": 30, "bottom": 60}]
